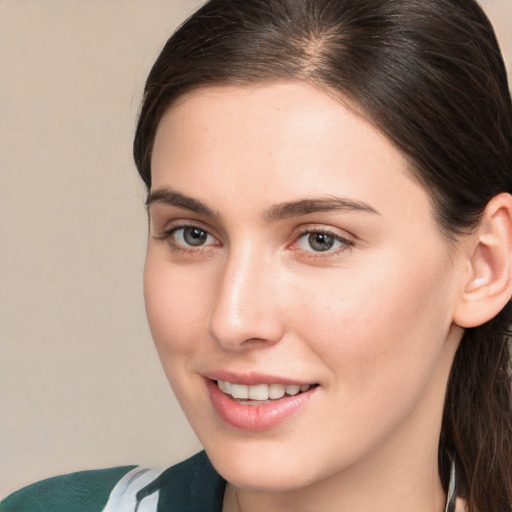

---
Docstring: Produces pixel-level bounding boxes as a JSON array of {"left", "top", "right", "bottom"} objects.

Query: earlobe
[{"left": 453, "top": 193, "right": 512, "bottom": 328}]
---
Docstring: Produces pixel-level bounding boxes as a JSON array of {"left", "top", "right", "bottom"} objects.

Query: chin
[
  {"left": 217, "top": 458, "right": 318, "bottom": 492},
  {"left": 201, "top": 433, "right": 336, "bottom": 492}
]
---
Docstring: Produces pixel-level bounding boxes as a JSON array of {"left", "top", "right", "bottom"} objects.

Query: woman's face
[{"left": 145, "top": 82, "right": 466, "bottom": 493}]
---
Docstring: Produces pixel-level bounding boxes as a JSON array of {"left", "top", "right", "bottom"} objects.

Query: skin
[{"left": 144, "top": 82, "right": 470, "bottom": 512}]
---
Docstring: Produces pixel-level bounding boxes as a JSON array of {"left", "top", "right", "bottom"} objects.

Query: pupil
[
  {"left": 184, "top": 228, "right": 207, "bottom": 246},
  {"left": 308, "top": 232, "right": 334, "bottom": 251}
]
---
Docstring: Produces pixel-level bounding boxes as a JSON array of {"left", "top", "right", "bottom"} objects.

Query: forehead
[{"left": 150, "top": 82, "right": 431, "bottom": 225}]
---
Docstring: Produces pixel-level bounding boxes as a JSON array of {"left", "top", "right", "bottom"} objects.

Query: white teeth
[
  {"left": 217, "top": 380, "right": 313, "bottom": 400},
  {"left": 268, "top": 383, "right": 286, "bottom": 399},
  {"left": 248, "top": 384, "right": 269, "bottom": 400},
  {"left": 285, "top": 385, "right": 301, "bottom": 396},
  {"left": 230, "top": 383, "right": 249, "bottom": 399}
]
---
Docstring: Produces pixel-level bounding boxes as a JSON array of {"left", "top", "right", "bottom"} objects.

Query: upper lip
[{"left": 203, "top": 370, "right": 316, "bottom": 386}]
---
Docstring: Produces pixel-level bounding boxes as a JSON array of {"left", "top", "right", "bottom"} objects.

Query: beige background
[{"left": 1, "top": 0, "right": 511, "bottom": 497}]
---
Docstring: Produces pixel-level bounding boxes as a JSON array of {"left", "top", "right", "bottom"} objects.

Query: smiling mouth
[{"left": 216, "top": 380, "right": 318, "bottom": 405}]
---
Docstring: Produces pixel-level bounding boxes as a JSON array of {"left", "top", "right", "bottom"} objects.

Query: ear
[{"left": 453, "top": 193, "right": 512, "bottom": 328}]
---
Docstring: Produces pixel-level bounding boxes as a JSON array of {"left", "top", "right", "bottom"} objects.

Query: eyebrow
[
  {"left": 264, "top": 197, "right": 380, "bottom": 221},
  {"left": 146, "top": 187, "right": 379, "bottom": 220},
  {"left": 146, "top": 188, "right": 218, "bottom": 217}
]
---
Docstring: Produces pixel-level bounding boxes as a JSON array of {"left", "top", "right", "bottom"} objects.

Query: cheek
[
  {"left": 143, "top": 254, "right": 211, "bottom": 358},
  {"left": 143, "top": 256, "right": 216, "bottom": 415},
  {"left": 288, "top": 252, "right": 454, "bottom": 392}
]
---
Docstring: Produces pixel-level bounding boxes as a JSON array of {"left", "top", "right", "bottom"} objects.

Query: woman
[{"left": 3, "top": 0, "right": 511, "bottom": 511}]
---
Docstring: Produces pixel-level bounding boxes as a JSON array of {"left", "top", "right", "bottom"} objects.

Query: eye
[
  {"left": 170, "top": 226, "right": 218, "bottom": 248},
  {"left": 294, "top": 229, "right": 351, "bottom": 254}
]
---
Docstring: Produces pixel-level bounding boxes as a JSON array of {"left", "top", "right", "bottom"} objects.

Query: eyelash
[
  {"left": 157, "top": 223, "right": 353, "bottom": 258},
  {"left": 292, "top": 227, "right": 353, "bottom": 258},
  {"left": 157, "top": 223, "right": 220, "bottom": 254}
]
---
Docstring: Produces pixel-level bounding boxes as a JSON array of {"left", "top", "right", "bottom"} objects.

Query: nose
[{"left": 207, "top": 245, "right": 285, "bottom": 351}]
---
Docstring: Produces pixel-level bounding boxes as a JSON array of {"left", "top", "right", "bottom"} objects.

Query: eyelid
[
  {"left": 154, "top": 220, "right": 221, "bottom": 252},
  {"left": 153, "top": 217, "right": 217, "bottom": 239},
  {"left": 289, "top": 225, "right": 354, "bottom": 256}
]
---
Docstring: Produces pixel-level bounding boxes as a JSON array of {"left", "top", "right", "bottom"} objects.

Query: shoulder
[
  {"left": 1, "top": 465, "right": 136, "bottom": 512},
  {"left": 157, "top": 450, "right": 221, "bottom": 491},
  {"left": 1, "top": 452, "right": 225, "bottom": 512},
  {"left": 138, "top": 451, "right": 226, "bottom": 511}
]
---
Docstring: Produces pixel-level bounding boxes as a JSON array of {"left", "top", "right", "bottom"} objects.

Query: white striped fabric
[{"left": 101, "top": 466, "right": 164, "bottom": 512}]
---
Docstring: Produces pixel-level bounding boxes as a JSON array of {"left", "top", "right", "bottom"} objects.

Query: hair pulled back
[{"left": 134, "top": 1, "right": 512, "bottom": 510}]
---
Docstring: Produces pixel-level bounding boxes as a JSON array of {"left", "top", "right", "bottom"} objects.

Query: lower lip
[{"left": 206, "top": 379, "right": 317, "bottom": 431}]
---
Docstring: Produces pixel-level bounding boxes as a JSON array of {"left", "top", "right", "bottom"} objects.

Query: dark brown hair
[{"left": 134, "top": 1, "right": 512, "bottom": 510}]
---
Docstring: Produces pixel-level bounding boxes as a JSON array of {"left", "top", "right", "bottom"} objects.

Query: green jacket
[{"left": 1, "top": 451, "right": 226, "bottom": 512}]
